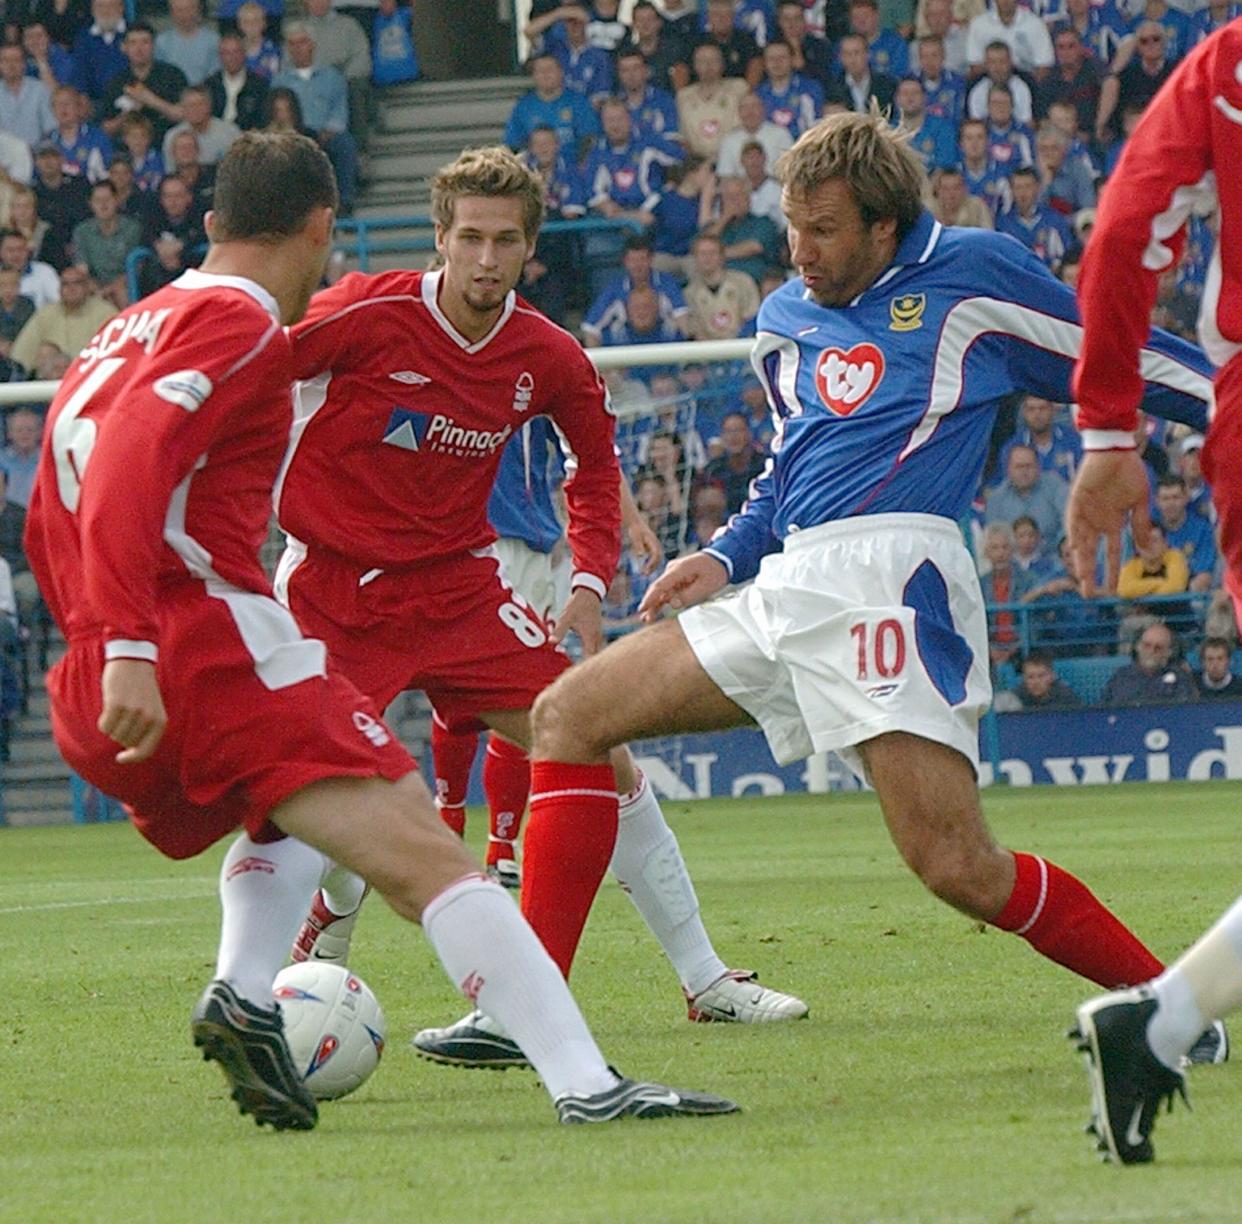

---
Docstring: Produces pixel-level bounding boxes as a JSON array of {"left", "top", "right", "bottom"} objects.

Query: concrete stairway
[{"left": 3, "top": 639, "right": 73, "bottom": 827}]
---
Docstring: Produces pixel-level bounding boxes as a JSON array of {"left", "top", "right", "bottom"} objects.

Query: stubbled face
[
  {"left": 1011, "top": 173, "right": 1038, "bottom": 212},
  {"left": 220, "top": 36, "right": 246, "bottom": 74},
  {"left": 1022, "top": 398, "right": 1055, "bottom": 433},
  {"left": 784, "top": 178, "right": 893, "bottom": 307},
  {"left": 435, "top": 194, "right": 534, "bottom": 318}
]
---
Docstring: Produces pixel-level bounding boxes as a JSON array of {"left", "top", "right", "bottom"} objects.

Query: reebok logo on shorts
[{"left": 225, "top": 855, "right": 276, "bottom": 881}]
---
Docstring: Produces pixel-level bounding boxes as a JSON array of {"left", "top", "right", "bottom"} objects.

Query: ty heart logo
[{"left": 814, "top": 344, "right": 885, "bottom": 415}]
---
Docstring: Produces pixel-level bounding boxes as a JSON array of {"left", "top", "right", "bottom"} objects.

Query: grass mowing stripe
[{"left": 3, "top": 782, "right": 1242, "bottom": 1224}]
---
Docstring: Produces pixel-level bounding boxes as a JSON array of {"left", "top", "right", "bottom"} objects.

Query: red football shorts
[
  {"left": 284, "top": 546, "right": 572, "bottom": 731},
  {"left": 49, "top": 582, "right": 415, "bottom": 860}
]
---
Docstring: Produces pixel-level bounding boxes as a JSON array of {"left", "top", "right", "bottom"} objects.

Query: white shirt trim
[
  {"left": 421, "top": 267, "right": 516, "bottom": 354},
  {"left": 172, "top": 268, "right": 280, "bottom": 321}
]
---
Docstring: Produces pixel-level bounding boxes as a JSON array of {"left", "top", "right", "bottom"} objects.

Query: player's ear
[
  {"left": 307, "top": 204, "right": 334, "bottom": 246},
  {"left": 203, "top": 209, "right": 216, "bottom": 241},
  {"left": 434, "top": 222, "right": 447, "bottom": 258}
]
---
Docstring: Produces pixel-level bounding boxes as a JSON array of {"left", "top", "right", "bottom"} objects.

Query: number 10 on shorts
[{"left": 849, "top": 618, "right": 907, "bottom": 681}]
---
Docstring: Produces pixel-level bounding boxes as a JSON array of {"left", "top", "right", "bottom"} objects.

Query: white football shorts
[
  {"left": 678, "top": 513, "right": 993, "bottom": 780},
  {"left": 493, "top": 537, "right": 570, "bottom": 622}
]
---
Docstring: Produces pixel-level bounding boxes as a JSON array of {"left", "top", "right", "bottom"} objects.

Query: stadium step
[{"left": 356, "top": 74, "right": 526, "bottom": 223}]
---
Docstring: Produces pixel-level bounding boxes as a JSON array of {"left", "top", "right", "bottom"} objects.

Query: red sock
[
  {"left": 522, "top": 760, "right": 618, "bottom": 978},
  {"left": 992, "top": 852, "right": 1164, "bottom": 988},
  {"left": 430, "top": 714, "right": 478, "bottom": 839},
  {"left": 485, "top": 733, "right": 530, "bottom": 865}
]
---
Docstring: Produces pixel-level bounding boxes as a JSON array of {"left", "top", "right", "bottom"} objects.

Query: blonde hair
[
  {"left": 430, "top": 145, "right": 545, "bottom": 241},
  {"left": 775, "top": 110, "right": 926, "bottom": 241}
]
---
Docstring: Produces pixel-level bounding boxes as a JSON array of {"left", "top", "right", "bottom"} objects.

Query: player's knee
[
  {"left": 912, "top": 843, "right": 1009, "bottom": 919},
  {"left": 530, "top": 674, "right": 594, "bottom": 758}
]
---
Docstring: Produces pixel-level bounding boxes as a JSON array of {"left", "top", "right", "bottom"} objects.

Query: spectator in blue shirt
[
  {"left": 552, "top": 3, "right": 615, "bottom": 105},
  {"left": 1189, "top": 0, "right": 1240, "bottom": 46},
  {"left": 71, "top": 0, "right": 129, "bottom": 100},
  {"left": 47, "top": 85, "right": 113, "bottom": 182},
  {"left": 519, "top": 124, "right": 584, "bottom": 323},
  {"left": 371, "top": 0, "right": 420, "bottom": 86},
  {"left": 755, "top": 38, "right": 823, "bottom": 139},
  {"left": 0, "top": 43, "right": 54, "bottom": 150},
  {"left": 581, "top": 98, "right": 679, "bottom": 223},
  {"left": 614, "top": 48, "right": 680, "bottom": 141},
  {"left": 652, "top": 154, "right": 712, "bottom": 266},
  {"left": 582, "top": 231, "right": 688, "bottom": 345},
  {"left": 849, "top": 0, "right": 909, "bottom": 78},
  {"left": 996, "top": 395, "right": 1082, "bottom": 487},
  {"left": 984, "top": 443, "right": 1068, "bottom": 549},
  {"left": 270, "top": 23, "right": 358, "bottom": 212},
  {"left": 997, "top": 166, "right": 1072, "bottom": 273},
  {"left": 700, "top": 172, "right": 781, "bottom": 286},
  {"left": 959, "top": 117, "right": 1014, "bottom": 216},
  {"left": 22, "top": 22, "right": 77, "bottom": 92},
  {"left": 1033, "top": 121, "right": 1094, "bottom": 216},
  {"left": 984, "top": 83, "right": 1034, "bottom": 168},
  {"left": 601, "top": 283, "right": 682, "bottom": 381},
  {"left": 1155, "top": 475, "right": 1216, "bottom": 593},
  {"left": 913, "top": 34, "right": 965, "bottom": 123},
  {"left": 504, "top": 52, "right": 600, "bottom": 156},
  {"left": 894, "top": 77, "right": 957, "bottom": 173},
  {"left": 154, "top": 0, "right": 220, "bottom": 86}
]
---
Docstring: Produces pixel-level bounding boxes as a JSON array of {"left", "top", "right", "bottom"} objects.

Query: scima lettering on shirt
[
  {"left": 78, "top": 307, "right": 174, "bottom": 369},
  {"left": 813, "top": 343, "right": 885, "bottom": 416}
]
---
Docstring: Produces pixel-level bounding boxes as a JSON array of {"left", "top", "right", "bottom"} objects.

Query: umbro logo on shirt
[{"left": 389, "top": 370, "right": 432, "bottom": 385}]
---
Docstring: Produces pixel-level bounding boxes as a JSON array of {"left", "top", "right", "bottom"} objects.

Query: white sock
[
  {"left": 320, "top": 863, "right": 367, "bottom": 916},
  {"left": 214, "top": 833, "right": 327, "bottom": 1006},
  {"left": 610, "top": 774, "right": 727, "bottom": 997},
  {"left": 421, "top": 874, "right": 617, "bottom": 1100},
  {"left": 1148, "top": 894, "right": 1242, "bottom": 1067}
]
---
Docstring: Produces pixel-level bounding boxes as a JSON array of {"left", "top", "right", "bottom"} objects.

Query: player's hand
[
  {"left": 626, "top": 515, "right": 664, "bottom": 575},
  {"left": 552, "top": 587, "right": 604, "bottom": 656},
  {"left": 639, "top": 553, "right": 729, "bottom": 621},
  {"left": 98, "top": 658, "right": 167, "bottom": 764},
  {"left": 1066, "top": 449, "right": 1153, "bottom": 597}
]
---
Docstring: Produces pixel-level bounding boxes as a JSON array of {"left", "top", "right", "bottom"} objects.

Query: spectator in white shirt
[
  {"left": 0, "top": 230, "right": 59, "bottom": 309},
  {"left": 967, "top": 0, "right": 1054, "bottom": 75},
  {"left": 715, "top": 90, "right": 794, "bottom": 178},
  {"left": 967, "top": 40, "right": 1035, "bottom": 122}
]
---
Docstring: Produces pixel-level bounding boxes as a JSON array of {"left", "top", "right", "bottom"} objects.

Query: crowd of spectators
[{"left": 0, "top": 0, "right": 429, "bottom": 753}]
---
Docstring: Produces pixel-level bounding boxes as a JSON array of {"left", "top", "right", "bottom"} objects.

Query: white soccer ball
[{"left": 272, "top": 962, "right": 386, "bottom": 1100}]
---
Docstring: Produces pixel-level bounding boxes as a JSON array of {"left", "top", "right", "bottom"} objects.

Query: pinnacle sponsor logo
[{"left": 381, "top": 407, "right": 513, "bottom": 458}]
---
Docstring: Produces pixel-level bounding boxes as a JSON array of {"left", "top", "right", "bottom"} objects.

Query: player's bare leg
[
  {"left": 270, "top": 769, "right": 737, "bottom": 1120},
  {"left": 858, "top": 732, "right": 1168, "bottom": 987}
]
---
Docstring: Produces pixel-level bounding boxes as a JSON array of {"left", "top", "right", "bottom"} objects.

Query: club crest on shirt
[
  {"left": 813, "top": 343, "right": 885, "bottom": 416},
  {"left": 889, "top": 293, "right": 926, "bottom": 332},
  {"left": 512, "top": 371, "right": 534, "bottom": 413}
]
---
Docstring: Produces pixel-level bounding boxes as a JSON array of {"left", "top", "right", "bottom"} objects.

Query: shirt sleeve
[
  {"left": 77, "top": 300, "right": 285, "bottom": 654},
  {"left": 287, "top": 272, "right": 370, "bottom": 380},
  {"left": 993, "top": 239, "right": 1214, "bottom": 440},
  {"left": 544, "top": 341, "right": 621, "bottom": 598},
  {"left": 702, "top": 454, "right": 780, "bottom": 584},
  {"left": 1071, "top": 31, "right": 1220, "bottom": 442}
]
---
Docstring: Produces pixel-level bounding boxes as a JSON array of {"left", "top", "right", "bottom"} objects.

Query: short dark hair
[
  {"left": 1011, "top": 166, "right": 1038, "bottom": 183},
  {"left": 125, "top": 21, "right": 156, "bottom": 39},
  {"left": 623, "top": 232, "right": 654, "bottom": 254},
  {"left": 1012, "top": 515, "right": 1039, "bottom": 534},
  {"left": 1156, "top": 474, "right": 1188, "bottom": 492},
  {"left": 211, "top": 131, "right": 337, "bottom": 241},
  {"left": 1021, "top": 649, "right": 1055, "bottom": 671},
  {"left": 91, "top": 179, "right": 117, "bottom": 195},
  {"left": 1202, "top": 636, "right": 1234, "bottom": 655},
  {"left": 985, "top": 39, "right": 1011, "bottom": 56}
]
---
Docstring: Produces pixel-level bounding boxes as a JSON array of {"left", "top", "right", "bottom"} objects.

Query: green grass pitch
[{"left": 4, "top": 781, "right": 1242, "bottom": 1224}]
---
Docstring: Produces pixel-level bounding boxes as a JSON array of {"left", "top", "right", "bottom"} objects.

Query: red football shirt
[
  {"left": 277, "top": 269, "right": 621, "bottom": 598},
  {"left": 25, "top": 270, "right": 293, "bottom": 660}
]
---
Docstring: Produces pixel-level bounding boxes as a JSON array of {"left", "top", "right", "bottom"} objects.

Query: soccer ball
[{"left": 272, "top": 962, "right": 386, "bottom": 1100}]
